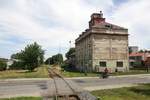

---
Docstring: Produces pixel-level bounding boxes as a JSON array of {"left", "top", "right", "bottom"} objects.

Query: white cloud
[
  {"left": 110, "top": 0, "right": 150, "bottom": 49},
  {"left": 0, "top": 0, "right": 150, "bottom": 59},
  {"left": 0, "top": 0, "right": 114, "bottom": 58}
]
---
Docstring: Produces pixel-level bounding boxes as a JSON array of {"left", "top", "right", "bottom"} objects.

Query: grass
[
  {"left": 0, "top": 65, "right": 49, "bottom": 79},
  {"left": 1, "top": 85, "right": 149, "bottom": 100},
  {"left": 62, "top": 70, "right": 150, "bottom": 78},
  {"left": 91, "top": 84, "right": 150, "bottom": 100},
  {"left": 62, "top": 69, "right": 150, "bottom": 77},
  {"left": 0, "top": 97, "right": 42, "bottom": 100},
  {"left": 0, "top": 64, "right": 150, "bottom": 79},
  {"left": 62, "top": 71, "right": 99, "bottom": 77},
  {"left": 111, "top": 69, "right": 150, "bottom": 76}
]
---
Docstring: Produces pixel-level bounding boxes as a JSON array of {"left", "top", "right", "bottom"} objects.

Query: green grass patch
[
  {"left": 62, "top": 71, "right": 99, "bottom": 77},
  {"left": 0, "top": 97, "right": 42, "bottom": 100},
  {"left": 0, "top": 65, "right": 49, "bottom": 79},
  {"left": 62, "top": 69, "right": 150, "bottom": 77},
  {"left": 111, "top": 69, "right": 150, "bottom": 76},
  {"left": 91, "top": 84, "right": 150, "bottom": 100},
  {"left": 0, "top": 64, "right": 150, "bottom": 79}
]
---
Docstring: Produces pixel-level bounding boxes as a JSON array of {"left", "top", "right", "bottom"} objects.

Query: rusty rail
[{"left": 48, "top": 67, "right": 80, "bottom": 100}]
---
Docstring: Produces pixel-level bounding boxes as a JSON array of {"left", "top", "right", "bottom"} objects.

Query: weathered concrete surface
[
  {"left": 0, "top": 78, "right": 83, "bottom": 98},
  {"left": 0, "top": 80, "right": 47, "bottom": 98},
  {"left": 72, "top": 74, "right": 150, "bottom": 91}
]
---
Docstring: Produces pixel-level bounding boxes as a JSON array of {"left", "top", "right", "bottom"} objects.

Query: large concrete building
[{"left": 75, "top": 11, "right": 129, "bottom": 72}]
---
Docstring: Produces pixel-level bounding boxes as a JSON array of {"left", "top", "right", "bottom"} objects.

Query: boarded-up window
[
  {"left": 117, "top": 61, "right": 123, "bottom": 67},
  {"left": 99, "top": 61, "right": 106, "bottom": 67}
]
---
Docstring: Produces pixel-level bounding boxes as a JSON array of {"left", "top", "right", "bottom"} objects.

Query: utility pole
[
  {"left": 59, "top": 43, "right": 61, "bottom": 54},
  {"left": 69, "top": 40, "right": 71, "bottom": 49},
  {"left": 58, "top": 42, "right": 61, "bottom": 66}
]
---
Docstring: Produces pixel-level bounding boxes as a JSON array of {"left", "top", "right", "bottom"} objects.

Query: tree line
[
  {"left": 45, "top": 53, "right": 63, "bottom": 65},
  {"left": 0, "top": 42, "right": 75, "bottom": 71}
]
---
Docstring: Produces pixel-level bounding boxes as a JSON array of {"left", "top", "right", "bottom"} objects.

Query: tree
[
  {"left": 65, "top": 48, "right": 76, "bottom": 70},
  {"left": 10, "top": 61, "right": 25, "bottom": 70},
  {"left": 45, "top": 57, "right": 53, "bottom": 65},
  {"left": 55, "top": 53, "right": 63, "bottom": 64},
  {"left": 139, "top": 49, "right": 144, "bottom": 53},
  {"left": 45, "top": 53, "right": 63, "bottom": 65},
  {"left": 65, "top": 48, "right": 75, "bottom": 59},
  {"left": 0, "top": 60, "right": 7, "bottom": 71},
  {"left": 139, "top": 49, "right": 150, "bottom": 53},
  {"left": 10, "top": 42, "right": 44, "bottom": 71},
  {"left": 11, "top": 52, "right": 22, "bottom": 59},
  {"left": 22, "top": 42, "right": 44, "bottom": 71},
  {"left": 129, "top": 48, "right": 132, "bottom": 54}
]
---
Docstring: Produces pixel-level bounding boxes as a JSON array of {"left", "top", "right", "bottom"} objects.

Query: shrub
[
  {"left": 0, "top": 60, "right": 7, "bottom": 71},
  {"left": 9, "top": 61, "right": 25, "bottom": 70},
  {"left": 10, "top": 42, "right": 44, "bottom": 71}
]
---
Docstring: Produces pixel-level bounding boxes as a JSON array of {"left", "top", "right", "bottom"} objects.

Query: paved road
[
  {"left": 73, "top": 74, "right": 150, "bottom": 91},
  {"left": 0, "top": 74, "right": 150, "bottom": 98}
]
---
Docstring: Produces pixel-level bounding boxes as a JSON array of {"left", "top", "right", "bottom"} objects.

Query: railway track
[
  {"left": 47, "top": 65, "right": 97, "bottom": 100},
  {"left": 48, "top": 67, "right": 80, "bottom": 100}
]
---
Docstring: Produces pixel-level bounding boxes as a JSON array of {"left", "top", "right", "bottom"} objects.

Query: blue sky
[{"left": 0, "top": 0, "right": 150, "bottom": 59}]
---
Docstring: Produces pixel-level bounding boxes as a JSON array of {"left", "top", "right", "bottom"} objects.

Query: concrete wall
[
  {"left": 93, "top": 60, "right": 129, "bottom": 72},
  {"left": 92, "top": 34, "right": 129, "bottom": 72},
  {"left": 75, "top": 33, "right": 129, "bottom": 72},
  {"left": 75, "top": 34, "right": 93, "bottom": 72}
]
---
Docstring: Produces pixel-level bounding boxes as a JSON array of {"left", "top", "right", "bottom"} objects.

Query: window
[
  {"left": 117, "top": 61, "right": 123, "bottom": 67},
  {"left": 99, "top": 61, "right": 106, "bottom": 67},
  {"left": 105, "top": 25, "right": 113, "bottom": 29},
  {"left": 136, "top": 56, "right": 142, "bottom": 61}
]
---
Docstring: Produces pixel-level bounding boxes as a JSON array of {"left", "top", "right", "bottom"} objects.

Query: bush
[
  {"left": 10, "top": 42, "right": 44, "bottom": 71},
  {"left": 61, "top": 62, "right": 78, "bottom": 72},
  {"left": 45, "top": 53, "right": 63, "bottom": 65},
  {"left": 9, "top": 61, "right": 25, "bottom": 70},
  {"left": 0, "top": 60, "right": 7, "bottom": 71}
]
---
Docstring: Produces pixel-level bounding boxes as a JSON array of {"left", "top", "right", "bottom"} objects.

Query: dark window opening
[
  {"left": 117, "top": 61, "right": 123, "bottom": 67},
  {"left": 99, "top": 61, "right": 106, "bottom": 67},
  {"left": 105, "top": 25, "right": 113, "bottom": 29}
]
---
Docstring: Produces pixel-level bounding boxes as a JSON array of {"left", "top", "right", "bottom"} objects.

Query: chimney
[{"left": 89, "top": 11, "right": 105, "bottom": 28}]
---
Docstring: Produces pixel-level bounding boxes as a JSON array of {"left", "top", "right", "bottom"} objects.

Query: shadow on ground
[{"left": 129, "top": 84, "right": 150, "bottom": 96}]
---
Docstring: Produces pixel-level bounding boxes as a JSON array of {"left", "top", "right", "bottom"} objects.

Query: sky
[{"left": 0, "top": 0, "right": 150, "bottom": 59}]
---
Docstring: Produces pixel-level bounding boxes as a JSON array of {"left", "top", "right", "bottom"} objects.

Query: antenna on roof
[{"left": 100, "top": 11, "right": 103, "bottom": 18}]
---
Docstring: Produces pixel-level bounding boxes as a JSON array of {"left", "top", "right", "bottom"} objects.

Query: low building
[
  {"left": 75, "top": 11, "right": 129, "bottom": 72},
  {"left": 145, "top": 56, "right": 150, "bottom": 71},
  {"left": 129, "top": 52, "right": 150, "bottom": 67}
]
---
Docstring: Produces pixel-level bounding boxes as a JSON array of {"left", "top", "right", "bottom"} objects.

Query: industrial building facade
[{"left": 75, "top": 11, "right": 129, "bottom": 72}]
